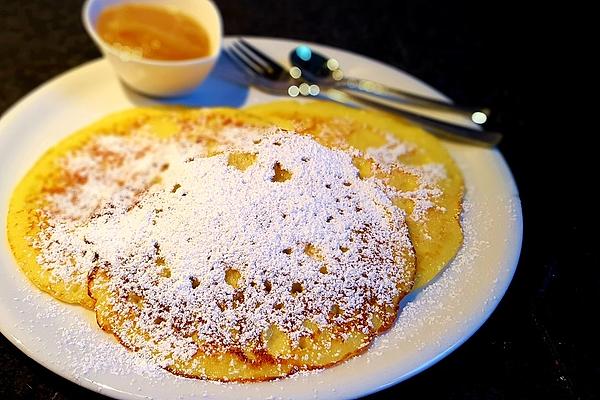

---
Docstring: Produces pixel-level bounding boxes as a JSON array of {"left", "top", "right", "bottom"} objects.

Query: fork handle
[
  {"left": 321, "top": 89, "right": 502, "bottom": 147},
  {"left": 336, "top": 77, "right": 489, "bottom": 120}
]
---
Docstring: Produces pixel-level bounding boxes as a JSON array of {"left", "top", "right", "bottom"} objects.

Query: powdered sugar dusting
[
  {"left": 89, "top": 131, "right": 412, "bottom": 359},
  {"left": 8, "top": 181, "right": 519, "bottom": 398},
  {"left": 394, "top": 163, "right": 447, "bottom": 222},
  {"left": 386, "top": 196, "right": 488, "bottom": 346},
  {"left": 10, "top": 288, "right": 165, "bottom": 379},
  {"left": 353, "top": 182, "right": 520, "bottom": 368},
  {"left": 33, "top": 134, "right": 204, "bottom": 286},
  {"left": 32, "top": 129, "right": 414, "bottom": 368},
  {"left": 363, "top": 134, "right": 447, "bottom": 223},
  {"left": 364, "top": 133, "right": 414, "bottom": 167},
  {"left": 31, "top": 124, "right": 275, "bottom": 288}
]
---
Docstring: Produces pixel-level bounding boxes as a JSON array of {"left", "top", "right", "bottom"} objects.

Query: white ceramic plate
[{"left": 0, "top": 37, "right": 522, "bottom": 400}]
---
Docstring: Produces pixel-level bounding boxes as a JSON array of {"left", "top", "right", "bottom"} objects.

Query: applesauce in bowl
[{"left": 83, "top": 0, "right": 223, "bottom": 97}]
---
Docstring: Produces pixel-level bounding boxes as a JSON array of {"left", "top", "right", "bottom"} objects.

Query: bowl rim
[{"left": 82, "top": 0, "right": 223, "bottom": 67}]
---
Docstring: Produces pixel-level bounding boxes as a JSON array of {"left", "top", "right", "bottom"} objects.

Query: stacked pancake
[{"left": 6, "top": 101, "right": 463, "bottom": 381}]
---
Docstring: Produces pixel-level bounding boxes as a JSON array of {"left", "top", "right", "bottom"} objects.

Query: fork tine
[
  {"left": 225, "top": 47, "right": 263, "bottom": 78},
  {"left": 232, "top": 42, "right": 273, "bottom": 75},
  {"left": 238, "top": 38, "right": 286, "bottom": 74}
]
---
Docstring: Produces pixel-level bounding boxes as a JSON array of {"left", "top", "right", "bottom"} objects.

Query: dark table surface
[{"left": 0, "top": 1, "right": 591, "bottom": 399}]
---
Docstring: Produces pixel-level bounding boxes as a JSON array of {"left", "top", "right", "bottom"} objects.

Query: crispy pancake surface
[{"left": 245, "top": 100, "right": 464, "bottom": 287}]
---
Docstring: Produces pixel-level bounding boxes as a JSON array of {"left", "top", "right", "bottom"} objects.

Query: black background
[{"left": 0, "top": 1, "right": 592, "bottom": 399}]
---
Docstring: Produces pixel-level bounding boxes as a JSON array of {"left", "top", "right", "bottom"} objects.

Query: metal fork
[{"left": 225, "top": 39, "right": 503, "bottom": 147}]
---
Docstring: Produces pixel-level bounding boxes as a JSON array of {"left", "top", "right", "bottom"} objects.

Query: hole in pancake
[
  {"left": 291, "top": 282, "right": 303, "bottom": 296},
  {"left": 299, "top": 336, "right": 310, "bottom": 349},
  {"left": 159, "top": 267, "right": 171, "bottom": 278},
  {"left": 340, "top": 246, "right": 349, "bottom": 253},
  {"left": 371, "top": 313, "right": 383, "bottom": 330},
  {"left": 264, "top": 280, "right": 272, "bottom": 293},
  {"left": 252, "top": 138, "right": 262, "bottom": 144},
  {"left": 227, "top": 152, "right": 257, "bottom": 171},
  {"left": 264, "top": 324, "right": 291, "bottom": 357},
  {"left": 319, "top": 266, "right": 328, "bottom": 274},
  {"left": 225, "top": 268, "right": 241, "bottom": 289},
  {"left": 343, "top": 181, "right": 351, "bottom": 186},
  {"left": 190, "top": 276, "right": 200, "bottom": 288},
  {"left": 282, "top": 248, "right": 293, "bottom": 255},
  {"left": 171, "top": 183, "right": 181, "bottom": 193},
  {"left": 352, "top": 157, "right": 374, "bottom": 179},
  {"left": 272, "top": 162, "right": 292, "bottom": 182},
  {"left": 303, "top": 243, "right": 323, "bottom": 260},
  {"left": 329, "top": 304, "right": 342, "bottom": 318},
  {"left": 325, "top": 184, "right": 331, "bottom": 189},
  {"left": 233, "top": 291, "right": 245, "bottom": 304},
  {"left": 303, "top": 319, "right": 318, "bottom": 333},
  {"left": 154, "top": 317, "right": 166, "bottom": 325},
  {"left": 301, "top": 156, "right": 310, "bottom": 162},
  {"left": 127, "top": 292, "right": 144, "bottom": 307}
]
